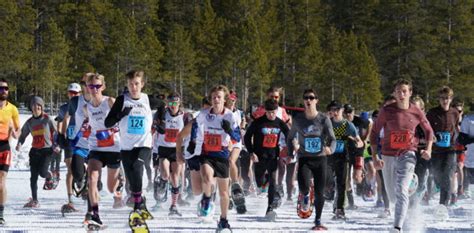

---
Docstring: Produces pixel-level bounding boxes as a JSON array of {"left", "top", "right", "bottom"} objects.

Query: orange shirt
[{"left": 0, "top": 102, "right": 20, "bottom": 141}]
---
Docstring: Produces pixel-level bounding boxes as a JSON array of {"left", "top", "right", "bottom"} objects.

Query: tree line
[{"left": 1, "top": 0, "right": 473, "bottom": 112}]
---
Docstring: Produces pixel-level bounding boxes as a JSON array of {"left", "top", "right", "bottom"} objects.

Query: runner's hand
[
  {"left": 373, "top": 157, "right": 384, "bottom": 170},
  {"left": 421, "top": 149, "right": 431, "bottom": 160},
  {"left": 251, "top": 153, "right": 259, "bottom": 163},
  {"left": 323, "top": 146, "right": 332, "bottom": 155}
]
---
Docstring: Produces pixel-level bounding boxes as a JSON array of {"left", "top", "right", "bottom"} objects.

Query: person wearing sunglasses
[
  {"left": 152, "top": 93, "right": 192, "bottom": 216},
  {"left": 104, "top": 70, "right": 165, "bottom": 231},
  {"left": 370, "top": 79, "right": 434, "bottom": 233},
  {"left": 0, "top": 78, "right": 20, "bottom": 225},
  {"left": 426, "top": 86, "right": 460, "bottom": 211},
  {"left": 287, "top": 89, "right": 336, "bottom": 231},
  {"left": 54, "top": 83, "right": 81, "bottom": 214},
  {"left": 244, "top": 99, "right": 289, "bottom": 220},
  {"left": 81, "top": 74, "right": 124, "bottom": 230},
  {"left": 325, "top": 100, "right": 363, "bottom": 220},
  {"left": 16, "top": 96, "right": 57, "bottom": 208}
]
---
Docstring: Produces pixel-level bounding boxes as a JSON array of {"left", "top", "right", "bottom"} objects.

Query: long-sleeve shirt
[
  {"left": 426, "top": 106, "right": 459, "bottom": 153},
  {"left": 287, "top": 112, "right": 336, "bottom": 158},
  {"left": 19, "top": 114, "right": 56, "bottom": 149},
  {"left": 370, "top": 102, "right": 434, "bottom": 156},
  {"left": 244, "top": 115, "right": 289, "bottom": 159}
]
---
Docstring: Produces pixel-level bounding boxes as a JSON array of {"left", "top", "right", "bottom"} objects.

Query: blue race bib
[
  {"left": 304, "top": 137, "right": 321, "bottom": 153},
  {"left": 435, "top": 131, "right": 451, "bottom": 148},
  {"left": 67, "top": 125, "right": 75, "bottom": 140},
  {"left": 335, "top": 140, "right": 345, "bottom": 153},
  {"left": 127, "top": 116, "right": 145, "bottom": 135}
]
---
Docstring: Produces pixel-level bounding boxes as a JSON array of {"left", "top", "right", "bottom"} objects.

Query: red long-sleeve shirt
[{"left": 370, "top": 102, "right": 434, "bottom": 156}]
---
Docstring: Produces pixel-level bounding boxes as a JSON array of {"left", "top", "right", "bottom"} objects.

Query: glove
[
  {"left": 57, "top": 133, "right": 68, "bottom": 148},
  {"left": 156, "top": 123, "right": 165, "bottom": 134},
  {"left": 187, "top": 141, "right": 196, "bottom": 155},
  {"left": 221, "top": 119, "right": 233, "bottom": 135},
  {"left": 458, "top": 132, "right": 474, "bottom": 146},
  {"left": 117, "top": 106, "right": 132, "bottom": 119}
]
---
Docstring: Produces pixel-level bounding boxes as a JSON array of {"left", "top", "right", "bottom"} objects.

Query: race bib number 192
[{"left": 305, "top": 137, "right": 321, "bottom": 153}]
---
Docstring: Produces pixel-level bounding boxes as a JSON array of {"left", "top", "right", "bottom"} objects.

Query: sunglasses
[
  {"left": 88, "top": 84, "right": 103, "bottom": 90},
  {"left": 303, "top": 96, "right": 316, "bottom": 100},
  {"left": 0, "top": 86, "right": 8, "bottom": 92},
  {"left": 168, "top": 102, "right": 179, "bottom": 107},
  {"left": 68, "top": 91, "right": 79, "bottom": 95}
]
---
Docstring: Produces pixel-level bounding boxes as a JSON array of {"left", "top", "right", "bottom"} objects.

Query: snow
[{"left": 1, "top": 114, "right": 473, "bottom": 232}]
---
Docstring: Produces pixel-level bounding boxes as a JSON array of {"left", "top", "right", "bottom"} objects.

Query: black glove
[
  {"left": 458, "top": 132, "right": 474, "bottom": 146},
  {"left": 221, "top": 119, "right": 233, "bottom": 135},
  {"left": 156, "top": 123, "right": 166, "bottom": 134},
  {"left": 187, "top": 141, "right": 196, "bottom": 154},
  {"left": 57, "top": 133, "right": 68, "bottom": 148},
  {"left": 117, "top": 106, "right": 132, "bottom": 119}
]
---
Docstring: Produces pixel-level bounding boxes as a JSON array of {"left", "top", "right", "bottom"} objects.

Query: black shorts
[
  {"left": 89, "top": 151, "right": 121, "bottom": 169},
  {"left": 187, "top": 156, "right": 200, "bottom": 171},
  {"left": 158, "top": 146, "right": 177, "bottom": 162},
  {"left": 64, "top": 147, "right": 73, "bottom": 160},
  {"left": 200, "top": 156, "right": 229, "bottom": 179}
]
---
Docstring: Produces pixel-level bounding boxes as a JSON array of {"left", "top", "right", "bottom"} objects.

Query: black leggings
[
  {"left": 327, "top": 153, "right": 347, "bottom": 210},
  {"left": 121, "top": 147, "right": 151, "bottom": 193},
  {"left": 254, "top": 157, "right": 278, "bottom": 206},
  {"left": 297, "top": 156, "right": 327, "bottom": 222},
  {"left": 71, "top": 154, "right": 87, "bottom": 184},
  {"left": 50, "top": 150, "right": 61, "bottom": 172},
  {"left": 29, "top": 148, "right": 53, "bottom": 200},
  {"left": 431, "top": 153, "right": 456, "bottom": 205},
  {"left": 239, "top": 150, "right": 251, "bottom": 190}
]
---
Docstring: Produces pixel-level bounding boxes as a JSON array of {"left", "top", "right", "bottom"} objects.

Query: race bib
[
  {"left": 436, "top": 131, "right": 451, "bottom": 148},
  {"left": 96, "top": 130, "right": 115, "bottom": 147},
  {"left": 67, "top": 125, "right": 75, "bottom": 140},
  {"left": 0, "top": 150, "right": 11, "bottom": 166},
  {"left": 304, "top": 137, "right": 321, "bottom": 153},
  {"left": 127, "top": 116, "right": 145, "bottom": 135},
  {"left": 263, "top": 134, "right": 278, "bottom": 148},
  {"left": 165, "top": 128, "right": 179, "bottom": 143},
  {"left": 32, "top": 135, "right": 45, "bottom": 148},
  {"left": 390, "top": 130, "right": 411, "bottom": 149},
  {"left": 335, "top": 140, "right": 345, "bottom": 153},
  {"left": 203, "top": 133, "right": 222, "bottom": 152}
]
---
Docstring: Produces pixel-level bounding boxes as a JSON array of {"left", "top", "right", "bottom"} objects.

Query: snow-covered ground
[{"left": 2, "top": 114, "right": 473, "bottom": 232}]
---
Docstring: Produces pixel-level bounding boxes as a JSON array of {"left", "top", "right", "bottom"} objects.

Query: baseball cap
[
  {"left": 327, "top": 100, "right": 342, "bottom": 111},
  {"left": 229, "top": 91, "right": 238, "bottom": 101},
  {"left": 344, "top": 104, "right": 354, "bottom": 114},
  {"left": 68, "top": 83, "right": 82, "bottom": 92}
]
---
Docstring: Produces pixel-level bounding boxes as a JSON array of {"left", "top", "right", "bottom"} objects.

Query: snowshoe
[
  {"left": 265, "top": 207, "right": 277, "bottom": 221},
  {"left": 61, "top": 202, "right": 78, "bottom": 216},
  {"left": 86, "top": 214, "right": 106, "bottom": 231},
  {"left": 216, "top": 218, "right": 232, "bottom": 233},
  {"left": 129, "top": 210, "right": 149, "bottom": 233},
  {"left": 297, "top": 186, "right": 314, "bottom": 219},
  {"left": 168, "top": 205, "right": 182, "bottom": 216},
  {"left": 231, "top": 183, "right": 246, "bottom": 214},
  {"left": 138, "top": 197, "right": 153, "bottom": 220},
  {"left": 311, "top": 225, "right": 328, "bottom": 231},
  {"left": 23, "top": 198, "right": 39, "bottom": 208},
  {"left": 113, "top": 195, "right": 124, "bottom": 209},
  {"left": 43, "top": 177, "right": 54, "bottom": 190},
  {"left": 332, "top": 209, "right": 347, "bottom": 221},
  {"left": 153, "top": 179, "right": 168, "bottom": 202},
  {"left": 271, "top": 191, "right": 282, "bottom": 209},
  {"left": 434, "top": 204, "right": 449, "bottom": 221}
]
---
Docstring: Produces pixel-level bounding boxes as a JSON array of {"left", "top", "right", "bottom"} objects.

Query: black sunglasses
[{"left": 303, "top": 96, "right": 316, "bottom": 100}]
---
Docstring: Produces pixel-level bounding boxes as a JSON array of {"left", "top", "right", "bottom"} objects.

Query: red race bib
[
  {"left": 164, "top": 129, "right": 179, "bottom": 143},
  {"left": 203, "top": 134, "right": 222, "bottom": 152},
  {"left": 0, "top": 150, "right": 11, "bottom": 166},
  {"left": 32, "top": 135, "right": 45, "bottom": 148},
  {"left": 262, "top": 134, "right": 278, "bottom": 148},
  {"left": 390, "top": 130, "right": 412, "bottom": 149},
  {"left": 96, "top": 130, "right": 115, "bottom": 148}
]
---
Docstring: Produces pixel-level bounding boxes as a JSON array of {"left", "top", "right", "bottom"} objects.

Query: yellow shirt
[{"left": 0, "top": 101, "right": 20, "bottom": 141}]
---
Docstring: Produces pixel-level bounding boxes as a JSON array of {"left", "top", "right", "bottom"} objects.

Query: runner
[
  {"left": 0, "top": 78, "right": 20, "bottom": 224},
  {"left": 55, "top": 83, "right": 81, "bottom": 213},
  {"left": 154, "top": 93, "right": 192, "bottom": 215},
  {"left": 244, "top": 99, "right": 289, "bottom": 220},
  {"left": 326, "top": 101, "right": 363, "bottom": 219},
  {"left": 194, "top": 85, "right": 241, "bottom": 231},
  {"left": 287, "top": 89, "right": 336, "bottom": 231},
  {"left": 459, "top": 103, "right": 474, "bottom": 198},
  {"left": 370, "top": 79, "right": 434, "bottom": 232},
  {"left": 16, "top": 96, "right": 56, "bottom": 208},
  {"left": 426, "top": 86, "right": 460, "bottom": 208},
  {"left": 104, "top": 70, "right": 163, "bottom": 231},
  {"left": 83, "top": 74, "right": 123, "bottom": 229}
]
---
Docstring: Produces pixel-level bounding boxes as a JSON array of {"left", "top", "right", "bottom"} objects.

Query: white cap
[{"left": 68, "top": 83, "right": 81, "bottom": 92}]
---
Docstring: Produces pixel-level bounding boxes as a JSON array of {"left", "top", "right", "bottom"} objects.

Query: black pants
[
  {"left": 29, "top": 148, "right": 53, "bottom": 200},
  {"left": 240, "top": 150, "right": 251, "bottom": 190},
  {"left": 254, "top": 156, "right": 278, "bottom": 206},
  {"left": 71, "top": 154, "right": 87, "bottom": 184},
  {"left": 327, "top": 153, "right": 348, "bottom": 210},
  {"left": 121, "top": 147, "right": 151, "bottom": 193},
  {"left": 297, "top": 156, "right": 327, "bottom": 221},
  {"left": 431, "top": 153, "right": 456, "bottom": 205},
  {"left": 414, "top": 152, "right": 431, "bottom": 193},
  {"left": 50, "top": 150, "right": 61, "bottom": 173}
]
